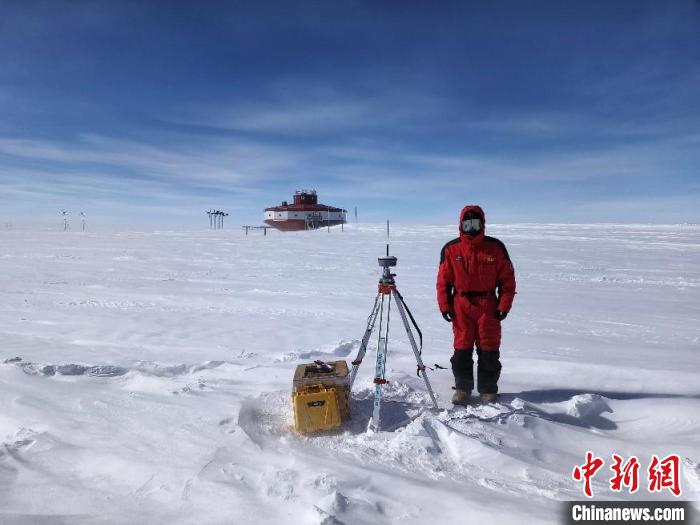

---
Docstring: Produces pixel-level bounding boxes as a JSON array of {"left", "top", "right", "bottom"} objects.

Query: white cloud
[
  {"left": 1, "top": 83, "right": 697, "bottom": 224},
  {"left": 177, "top": 80, "right": 446, "bottom": 135}
]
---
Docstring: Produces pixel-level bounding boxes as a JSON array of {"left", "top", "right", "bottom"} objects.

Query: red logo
[
  {"left": 648, "top": 454, "right": 681, "bottom": 497},
  {"left": 609, "top": 454, "right": 640, "bottom": 493},
  {"left": 572, "top": 452, "right": 605, "bottom": 498},
  {"left": 573, "top": 453, "right": 682, "bottom": 498}
]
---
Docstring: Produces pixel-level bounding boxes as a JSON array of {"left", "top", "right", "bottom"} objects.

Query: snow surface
[{"left": 1, "top": 224, "right": 699, "bottom": 524}]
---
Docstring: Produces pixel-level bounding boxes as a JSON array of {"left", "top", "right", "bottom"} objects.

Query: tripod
[{"left": 348, "top": 254, "right": 439, "bottom": 431}]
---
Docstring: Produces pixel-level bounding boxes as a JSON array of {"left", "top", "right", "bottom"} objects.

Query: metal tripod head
[
  {"left": 378, "top": 231, "right": 397, "bottom": 284},
  {"left": 377, "top": 255, "right": 397, "bottom": 285}
]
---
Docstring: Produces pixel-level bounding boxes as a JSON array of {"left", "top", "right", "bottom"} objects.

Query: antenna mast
[{"left": 386, "top": 219, "right": 390, "bottom": 256}]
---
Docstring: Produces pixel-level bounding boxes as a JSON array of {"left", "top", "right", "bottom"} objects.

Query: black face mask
[{"left": 461, "top": 213, "right": 482, "bottom": 236}]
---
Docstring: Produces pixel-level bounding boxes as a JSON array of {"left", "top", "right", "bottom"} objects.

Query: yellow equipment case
[{"left": 292, "top": 360, "right": 350, "bottom": 434}]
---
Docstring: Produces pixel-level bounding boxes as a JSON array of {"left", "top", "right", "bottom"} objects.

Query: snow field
[{"left": 1, "top": 224, "right": 699, "bottom": 524}]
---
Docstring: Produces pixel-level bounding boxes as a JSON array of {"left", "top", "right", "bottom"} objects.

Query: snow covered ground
[{"left": 1, "top": 223, "right": 699, "bottom": 524}]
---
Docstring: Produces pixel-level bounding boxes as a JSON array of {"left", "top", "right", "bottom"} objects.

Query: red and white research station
[{"left": 264, "top": 190, "right": 347, "bottom": 231}]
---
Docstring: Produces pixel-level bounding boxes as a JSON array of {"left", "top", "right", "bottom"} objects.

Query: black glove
[
  {"left": 441, "top": 311, "right": 453, "bottom": 323},
  {"left": 495, "top": 310, "right": 508, "bottom": 321}
]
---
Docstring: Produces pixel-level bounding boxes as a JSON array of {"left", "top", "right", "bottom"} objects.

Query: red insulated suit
[{"left": 436, "top": 205, "right": 516, "bottom": 351}]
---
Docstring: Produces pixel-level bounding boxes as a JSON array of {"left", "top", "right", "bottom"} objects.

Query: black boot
[
  {"left": 450, "top": 349, "right": 474, "bottom": 404},
  {"left": 476, "top": 349, "right": 502, "bottom": 395}
]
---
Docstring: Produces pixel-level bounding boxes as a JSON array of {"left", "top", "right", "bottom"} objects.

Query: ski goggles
[{"left": 461, "top": 218, "right": 482, "bottom": 232}]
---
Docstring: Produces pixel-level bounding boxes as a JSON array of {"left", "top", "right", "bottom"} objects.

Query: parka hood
[{"left": 459, "top": 204, "right": 486, "bottom": 241}]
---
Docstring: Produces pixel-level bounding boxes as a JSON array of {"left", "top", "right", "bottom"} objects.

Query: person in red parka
[{"left": 436, "top": 205, "right": 516, "bottom": 404}]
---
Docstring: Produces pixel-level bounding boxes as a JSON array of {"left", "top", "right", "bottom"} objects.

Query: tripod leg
[
  {"left": 369, "top": 293, "right": 390, "bottom": 432},
  {"left": 348, "top": 293, "right": 381, "bottom": 389},
  {"left": 392, "top": 289, "right": 439, "bottom": 409}
]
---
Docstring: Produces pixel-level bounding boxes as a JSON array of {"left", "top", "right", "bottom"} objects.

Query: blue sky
[{"left": 0, "top": 1, "right": 698, "bottom": 225}]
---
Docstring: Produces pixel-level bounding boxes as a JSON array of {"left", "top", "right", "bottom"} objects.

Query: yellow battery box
[
  {"left": 293, "top": 385, "right": 342, "bottom": 433},
  {"left": 292, "top": 360, "right": 351, "bottom": 434}
]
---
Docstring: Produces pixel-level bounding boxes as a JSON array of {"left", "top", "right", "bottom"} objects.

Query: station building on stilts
[{"left": 264, "top": 190, "right": 347, "bottom": 231}]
